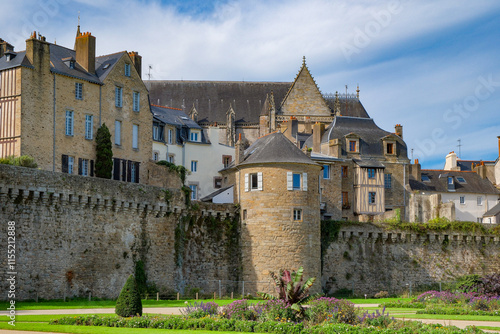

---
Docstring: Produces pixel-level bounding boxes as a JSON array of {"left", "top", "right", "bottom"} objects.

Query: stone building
[
  {"left": 221, "top": 132, "right": 322, "bottom": 293},
  {"left": 0, "top": 28, "right": 151, "bottom": 183}
]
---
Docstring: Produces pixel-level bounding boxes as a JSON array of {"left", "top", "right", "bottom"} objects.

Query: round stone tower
[{"left": 232, "top": 132, "right": 322, "bottom": 295}]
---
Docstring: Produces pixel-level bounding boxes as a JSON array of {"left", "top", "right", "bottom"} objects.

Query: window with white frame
[
  {"left": 115, "top": 86, "right": 123, "bottom": 107},
  {"left": 153, "top": 122, "right": 164, "bottom": 141},
  {"left": 189, "top": 184, "right": 197, "bottom": 200},
  {"left": 190, "top": 130, "right": 200, "bottom": 142},
  {"left": 75, "top": 82, "right": 83, "bottom": 100},
  {"left": 153, "top": 152, "right": 159, "bottom": 161},
  {"left": 124, "top": 63, "right": 131, "bottom": 77},
  {"left": 65, "top": 110, "right": 74, "bottom": 136},
  {"left": 85, "top": 115, "right": 93, "bottom": 140},
  {"left": 384, "top": 173, "right": 392, "bottom": 189},
  {"left": 133, "top": 91, "right": 140, "bottom": 111},
  {"left": 460, "top": 196, "right": 465, "bottom": 204},
  {"left": 191, "top": 160, "right": 198, "bottom": 172},
  {"left": 293, "top": 208, "right": 302, "bottom": 221},
  {"left": 168, "top": 128, "right": 174, "bottom": 144},
  {"left": 477, "top": 196, "right": 483, "bottom": 206},
  {"left": 132, "top": 124, "right": 139, "bottom": 149},
  {"left": 323, "top": 165, "right": 330, "bottom": 179},
  {"left": 245, "top": 172, "right": 263, "bottom": 191},
  {"left": 287, "top": 172, "right": 307, "bottom": 191},
  {"left": 115, "top": 120, "right": 121, "bottom": 145},
  {"left": 168, "top": 154, "right": 174, "bottom": 163}
]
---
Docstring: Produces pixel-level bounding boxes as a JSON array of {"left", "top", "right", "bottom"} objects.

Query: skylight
[
  {"left": 103, "top": 64, "right": 110, "bottom": 69},
  {"left": 421, "top": 175, "right": 430, "bottom": 182},
  {"left": 456, "top": 177, "right": 466, "bottom": 183}
]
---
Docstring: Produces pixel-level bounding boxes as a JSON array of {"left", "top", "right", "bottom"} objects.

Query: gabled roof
[
  {"left": 200, "top": 185, "right": 233, "bottom": 202},
  {"left": 49, "top": 44, "right": 101, "bottom": 84},
  {"left": 95, "top": 51, "right": 126, "bottom": 81},
  {"left": 484, "top": 202, "right": 500, "bottom": 217},
  {"left": 151, "top": 104, "right": 201, "bottom": 129},
  {"left": 409, "top": 170, "right": 500, "bottom": 195},
  {"left": 0, "top": 51, "right": 32, "bottom": 71},
  {"left": 457, "top": 159, "right": 495, "bottom": 171},
  {"left": 148, "top": 80, "right": 292, "bottom": 124},
  {"left": 238, "top": 132, "right": 319, "bottom": 167}
]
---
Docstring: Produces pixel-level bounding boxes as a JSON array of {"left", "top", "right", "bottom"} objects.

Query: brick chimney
[
  {"left": 283, "top": 117, "right": 298, "bottom": 143},
  {"left": 75, "top": 31, "right": 96, "bottom": 74},
  {"left": 312, "top": 122, "right": 325, "bottom": 153},
  {"left": 395, "top": 124, "right": 403, "bottom": 139},
  {"left": 235, "top": 133, "right": 244, "bottom": 165},
  {"left": 128, "top": 51, "right": 142, "bottom": 78},
  {"left": 25, "top": 31, "right": 50, "bottom": 72},
  {"left": 410, "top": 159, "right": 421, "bottom": 181},
  {"left": 0, "top": 38, "right": 14, "bottom": 58},
  {"left": 304, "top": 117, "right": 312, "bottom": 134}
]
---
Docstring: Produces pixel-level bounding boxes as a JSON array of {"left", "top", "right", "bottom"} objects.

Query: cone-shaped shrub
[{"left": 115, "top": 275, "right": 143, "bottom": 317}]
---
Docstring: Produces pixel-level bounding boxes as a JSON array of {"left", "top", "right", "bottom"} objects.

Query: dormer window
[
  {"left": 69, "top": 61, "right": 75, "bottom": 69},
  {"left": 189, "top": 129, "right": 200, "bottom": 142},
  {"left": 349, "top": 140, "right": 356, "bottom": 152},
  {"left": 345, "top": 134, "right": 360, "bottom": 153},
  {"left": 5, "top": 51, "right": 16, "bottom": 62},
  {"left": 448, "top": 177, "right": 453, "bottom": 185},
  {"left": 386, "top": 142, "right": 394, "bottom": 154}
]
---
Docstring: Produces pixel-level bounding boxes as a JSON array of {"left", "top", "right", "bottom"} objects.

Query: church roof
[
  {"left": 238, "top": 132, "right": 318, "bottom": 166},
  {"left": 148, "top": 80, "right": 292, "bottom": 124}
]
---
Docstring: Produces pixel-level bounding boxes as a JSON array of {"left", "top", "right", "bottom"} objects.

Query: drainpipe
[{"left": 52, "top": 74, "right": 56, "bottom": 171}]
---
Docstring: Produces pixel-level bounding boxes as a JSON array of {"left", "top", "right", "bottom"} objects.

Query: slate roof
[
  {"left": 484, "top": 202, "right": 500, "bottom": 217},
  {"left": 303, "top": 116, "right": 408, "bottom": 159},
  {"left": 457, "top": 160, "right": 495, "bottom": 171},
  {"left": 200, "top": 185, "right": 233, "bottom": 202},
  {"left": 151, "top": 104, "right": 201, "bottom": 129},
  {"left": 324, "top": 96, "right": 370, "bottom": 118},
  {"left": 237, "top": 132, "right": 318, "bottom": 167},
  {"left": 147, "top": 80, "right": 371, "bottom": 125},
  {"left": 409, "top": 170, "right": 500, "bottom": 195},
  {"left": 0, "top": 51, "right": 32, "bottom": 71},
  {"left": 95, "top": 52, "right": 126, "bottom": 81}
]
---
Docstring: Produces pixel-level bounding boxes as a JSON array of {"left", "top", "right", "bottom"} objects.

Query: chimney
[
  {"left": 444, "top": 151, "right": 459, "bottom": 171},
  {"left": 0, "top": 38, "right": 14, "bottom": 58},
  {"left": 304, "top": 117, "right": 312, "bottom": 134},
  {"left": 25, "top": 31, "right": 50, "bottom": 72},
  {"left": 75, "top": 31, "right": 96, "bottom": 73},
  {"left": 410, "top": 159, "right": 421, "bottom": 181},
  {"left": 395, "top": 124, "right": 403, "bottom": 139},
  {"left": 498, "top": 136, "right": 500, "bottom": 158},
  {"left": 312, "top": 122, "right": 325, "bottom": 153},
  {"left": 283, "top": 117, "right": 298, "bottom": 143},
  {"left": 235, "top": 133, "right": 244, "bottom": 165},
  {"left": 329, "top": 138, "right": 341, "bottom": 158},
  {"left": 128, "top": 51, "right": 142, "bottom": 78}
]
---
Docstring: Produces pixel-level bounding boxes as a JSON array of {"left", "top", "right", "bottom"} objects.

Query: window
[
  {"left": 477, "top": 196, "right": 483, "bottom": 206},
  {"left": 133, "top": 91, "right": 140, "bottom": 111},
  {"left": 132, "top": 124, "right": 139, "bottom": 149},
  {"left": 191, "top": 160, "right": 198, "bottom": 172},
  {"left": 153, "top": 122, "right": 160, "bottom": 141},
  {"left": 421, "top": 174, "right": 430, "bottom": 182},
  {"left": 85, "top": 115, "right": 93, "bottom": 140},
  {"left": 367, "top": 168, "right": 375, "bottom": 179},
  {"left": 115, "top": 86, "right": 123, "bottom": 107},
  {"left": 124, "top": 63, "right": 131, "bottom": 77},
  {"left": 242, "top": 209, "right": 247, "bottom": 220},
  {"left": 384, "top": 174, "right": 392, "bottom": 189},
  {"left": 386, "top": 143, "right": 394, "bottom": 154},
  {"left": 293, "top": 209, "right": 302, "bottom": 221},
  {"left": 68, "top": 156, "right": 74, "bottom": 174},
  {"left": 460, "top": 196, "right": 465, "bottom": 204},
  {"left": 168, "top": 154, "right": 174, "bottom": 163},
  {"left": 245, "top": 172, "right": 263, "bottom": 191},
  {"left": 130, "top": 163, "right": 136, "bottom": 183},
  {"left": 457, "top": 177, "right": 466, "bottom": 183},
  {"left": 69, "top": 61, "right": 75, "bottom": 69},
  {"left": 342, "top": 192, "right": 349, "bottom": 208},
  {"left": 368, "top": 192, "right": 376, "bottom": 204},
  {"left": 342, "top": 166, "right": 348, "bottom": 178},
  {"left": 65, "top": 110, "right": 74, "bottom": 136},
  {"left": 80, "top": 159, "right": 89, "bottom": 176},
  {"left": 323, "top": 165, "right": 330, "bottom": 179},
  {"left": 153, "top": 152, "right": 159, "bottom": 161},
  {"left": 223, "top": 155, "right": 232, "bottom": 168},
  {"left": 477, "top": 217, "right": 483, "bottom": 223},
  {"left": 62, "top": 155, "right": 75, "bottom": 174},
  {"left": 348, "top": 140, "right": 356, "bottom": 152},
  {"left": 115, "top": 120, "right": 121, "bottom": 145},
  {"left": 214, "top": 177, "right": 222, "bottom": 189},
  {"left": 448, "top": 177, "right": 453, "bottom": 185},
  {"left": 168, "top": 128, "right": 174, "bottom": 144},
  {"left": 75, "top": 82, "right": 83, "bottom": 100},
  {"left": 190, "top": 130, "right": 199, "bottom": 142},
  {"left": 189, "top": 184, "right": 197, "bottom": 200},
  {"left": 287, "top": 172, "right": 307, "bottom": 191}
]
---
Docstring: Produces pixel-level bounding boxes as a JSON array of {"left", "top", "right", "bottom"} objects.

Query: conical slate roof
[{"left": 239, "top": 132, "right": 318, "bottom": 166}]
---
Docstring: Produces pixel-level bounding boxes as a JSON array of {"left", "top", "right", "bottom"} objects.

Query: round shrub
[{"left": 115, "top": 274, "right": 143, "bottom": 317}]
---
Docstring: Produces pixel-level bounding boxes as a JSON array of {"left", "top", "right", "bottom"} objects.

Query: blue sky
[{"left": 1, "top": 0, "right": 500, "bottom": 169}]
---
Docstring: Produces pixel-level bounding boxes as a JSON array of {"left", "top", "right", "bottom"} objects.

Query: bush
[
  {"left": 258, "top": 299, "right": 297, "bottom": 323},
  {"left": 307, "top": 297, "right": 343, "bottom": 324},
  {"left": 0, "top": 155, "right": 37, "bottom": 168},
  {"left": 374, "top": 291, "right": 389, "bottom": 298},
  {"left": 181, "top": 301, "right": 219, "bottom": 318},
  {"left": 221, "top": 299, "right": 257, "bottom": 320},
  {"left": 115, "top": 275, "right": 143, "bottom": 317}
]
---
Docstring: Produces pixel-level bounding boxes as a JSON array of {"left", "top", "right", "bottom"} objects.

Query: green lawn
[
  {"left": 348, "top": 297, "right": 412, "bottom": 304},
  {"left": 393, "top": 313, "right": 500, "bottom": 322}
]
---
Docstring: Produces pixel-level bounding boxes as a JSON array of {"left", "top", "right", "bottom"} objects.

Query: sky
[{"left": 1, "top": 0, "right": 500, "bottom": 169}]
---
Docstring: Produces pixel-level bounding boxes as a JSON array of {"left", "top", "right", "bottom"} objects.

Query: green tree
[
  {"left": 115, "top": 275, "right": 143, "bottom": 317},
  {"left": 95, "top": 123, "right": 113, "bottom": 178}
]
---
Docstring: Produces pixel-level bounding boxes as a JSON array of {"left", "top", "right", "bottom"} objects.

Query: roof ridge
[
  {"left": 96, "top": 50, "right": 127, "bottom": 58},
  {"left": 151, "top": 104, "right": 183, "bottom": 111},
  {"left": 421, "top": 169, "right": 478, "bottom": 173}
]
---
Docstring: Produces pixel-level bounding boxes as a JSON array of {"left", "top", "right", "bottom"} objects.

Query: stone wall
[
  {"left": 322, "top": 223, "right": 500, "bottom": 296},
  {"left": 408, "top": 193, "right": 455, "bottom": 223},
  {"left": 0, "top": 164, "right": 238, "bottom": 300}
]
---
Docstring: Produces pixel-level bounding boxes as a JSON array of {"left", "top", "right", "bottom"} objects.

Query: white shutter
[
  {"left": 302, "top": 173, "right": 308, "bottom": 191},
  {"left": 257, "top": 172, "right": 263, "bottom": 191},
  {"left": 287, "top": 172, "right": 293, "bottom": 190},
  {"left": 244, "top": 173, "right": 249, "bottom": 192}
]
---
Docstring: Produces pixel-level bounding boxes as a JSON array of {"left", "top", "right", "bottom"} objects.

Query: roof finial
[
  {"left": 302, "top": 56, "right": 306, "bottom": 66},
  {"left": 356, "top": 84, "right": 360, "bottom": 100}
]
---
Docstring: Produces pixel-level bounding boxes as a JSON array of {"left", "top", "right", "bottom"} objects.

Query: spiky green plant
[{"left": 258, "top": 266, "right": 320, "bottom": 314}]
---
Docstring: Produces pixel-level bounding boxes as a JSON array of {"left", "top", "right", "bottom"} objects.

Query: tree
[
  {"left": 95, "top": 123, "right": 113, "bottom": 178},
  {"left": 115, "top": 275, "right": 143, "bottom": 317}
]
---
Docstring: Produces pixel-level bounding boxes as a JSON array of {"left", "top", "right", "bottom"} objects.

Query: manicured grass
[
  {"left": 348, "top": 297, "right": 412, "bottom": 304},
  {"left": 0, "top": 298, "right": 248, "bottom": 310},
  {"left": 477, "top": 326, "right": 500, "bottom": 331},
  {"left": 0, "top": 322, "right": 235, "bottom": 333},
  {"left": 0, "top": 314, "right": 112, "bottom": 322},
  {"left": 394, "top": 313, "right": 500, "bottom": 322}
]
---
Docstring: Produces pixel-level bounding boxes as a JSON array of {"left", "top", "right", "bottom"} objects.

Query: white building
[{"left": 151, "top": 105, "right": 234, "bottom": 200}]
